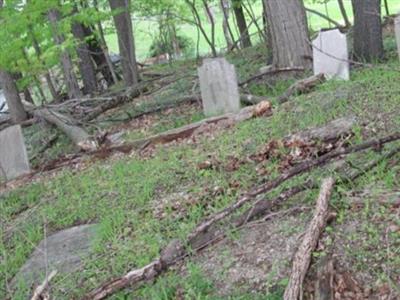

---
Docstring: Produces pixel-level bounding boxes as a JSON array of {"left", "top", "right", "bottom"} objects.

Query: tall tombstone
[
  {"left": 395, "top": 15, "right": 400, "bottom": 60},
  {"left": 0, "top": 125, "right": 30, "bottom": 180},
  {"left": 312, "top": 29, "right": 350, "bottom": 80},
  {"left": 198, "top": 58, "right": 240, "bottom": 116}
]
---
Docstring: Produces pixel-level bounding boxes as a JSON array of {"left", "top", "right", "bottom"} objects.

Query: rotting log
[
  {"left": 83, "top": 133, "right": 400, "bottom": 300},
  {"left": 278, "top": 73, "right": 326, "bottom": 104},
  {"left": 283, "top": 178, "right": 335, "bottom": 300},
  {"left": 24, "top": 102, "right": 97, "bottom": 151}
]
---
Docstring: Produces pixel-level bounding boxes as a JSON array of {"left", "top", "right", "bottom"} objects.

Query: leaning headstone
[
  {"left": 395, "top": 15, "right": 400, "bottom": 60},
  {"left": 13, "top": 224, "right": 98, "bottom": 289},
  {"left": 0, "top": 125, "right": 30, "bottom": 180},
  {"left": 198, "top": 58, "right": 240, "bottom": 116},
  {"left": 312, "top": 29, "right": 350, "bottom": 80}
]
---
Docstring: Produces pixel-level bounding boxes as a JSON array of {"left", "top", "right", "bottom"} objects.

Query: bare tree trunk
[
  {"left": 232, "top": 0, "right": 252, "bottom": 48},
  {"left": 337, "top": 0, "right": 351, "bottom": 28},
  {"left": 93, "top": 0, "right": 119, "bottom": 86},
  {"left": 202, "top": 0, "right": 217, "bottom": 54},
  {"left": 351, "top": 0, "right": 384, "bottom": 62},
  {"left": 263, "top": 0, "right": 311, "bottom": 69},
  {"left": 220, "top": 0, "right": 234, "bottom": 49},
  {"left": 48, "top": 8, "right": 82, "bottom": 100},
  {"left": 71, "top": 21, "right": 98, "bottom": 94},
  {"left": 0, "top": 70, "right": 27, "bottom": 123},
  {"left": 108, "top": 0, "right": 139, "bottom": 87},
  {"left": 383, "top": 0, "right": 390, "bottom": 16},
  {"left": 29, "top": 26, "right": 60, "bottom": 101},
  {"left": 184, "top": 0, "right": 218, "bottom": 57},
  {"left": 242, "top": 0, "right": 266, "bottom": 42}
]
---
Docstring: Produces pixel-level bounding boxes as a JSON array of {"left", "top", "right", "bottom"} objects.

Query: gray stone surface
[
  {"left": 14, "top": 224, "right": 98, "bottom": 287},
  {"left": 198, "top": 58, "right": 240, "bottom": 116},
  {"left": 395, "top": 16, "right": 400, "bottom": 60},
  {"left": 312, "top": 29, "right": 350, "bottom": 80},
  {"left": 0, "top": 125, "right": 30, "bottom": 180}
]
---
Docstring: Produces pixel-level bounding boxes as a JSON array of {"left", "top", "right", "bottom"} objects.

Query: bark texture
[
  {"left": 71, "top": 21, "right": 98, "bottom": 94},
  {"left": 284, "top": 178, "right": 335, "bottom": 300},
  {"left": 232, "top": 0, "right": 252, "bottom": 48},
  {"left": 263, "top": 0, "right": 311, "bottom": 69},
  {"left": 351, "top": 0, "right": 384, "bottom": 62},
  {"left": 109, "top": 0, "right": 139, "bottom": 87},
  {"left": 48, "top": 8, "right": 82, "bottom": 100},
  {"left": 0, "top": 70, "right": 28, "bottom": 123}
]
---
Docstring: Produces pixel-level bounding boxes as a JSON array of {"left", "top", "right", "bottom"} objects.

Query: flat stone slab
[
  {"left": 198, "top": 57, "right": 240, "bottom": 116},
  {"left": 13, "top": 224, "right": 98, "bottom": 287},
  {"left": 0, "top": 125, "right": 30, "bottom": 180},
  {"left": 312, "top": 29, "right": 350, "bottom": 80}
]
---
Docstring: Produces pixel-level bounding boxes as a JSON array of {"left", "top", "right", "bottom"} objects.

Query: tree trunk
[
  {"left": 263, "top": 0, "right": 311, "bottom": 69},
  {"left": 383, "top": 0, "right": 390, "bottom": 16},
  {"left": 232, "top": 0, "right": 252, "bottom": 48},
  {"left": 220, "top": 0, "right": 234, "bottom": 50},
  {"left": 351, "top": 0, "right": 384, "bottom": 62},
  {"left": 0, "top": 70, "right": 27, "bottom": 123},
  {"left": 29, "top": 26, "right": 60, "bottom": 102},
  {"left": 48, "top": 8, "right": 82, "bottom": 100},
  {"left": 71, "top": 21, "right": 98, "bottom": 94},
  {"left": 92, "top": 0, "right": 119, "bottom": 86},
  {"left": 337, "top": 0, "right": 351, "bottom": 28},
  {"left": 108, "top": 0, "right": 139, "bottom": 87}
]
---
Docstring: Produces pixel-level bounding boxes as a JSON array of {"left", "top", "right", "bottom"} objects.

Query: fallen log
[
  {"left": 240, "top": 94, "right": 269, "bottom": 105},
  {"left": 83, "top": 133, "right": 400, "bottom": 300},
  {"left": 129, "top": 101, "right": 272, "bottom": 150},
  {"left": 278, "top": 73, "right": 326, "bottom": 104},
  {"left": 24, "top": 102, "right": 97, "bottom": 151},
  {"left": 283, "top": 178, "right": 335, "bottom": 300}
]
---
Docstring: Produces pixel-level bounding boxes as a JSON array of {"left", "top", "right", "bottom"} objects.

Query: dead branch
[
  {"left": 24, "top": 102, "right": 97, "bottom": 151},
  {"left": 83, "top": 133, "right": 400, "bottom": 300},
  {"left": 128, "top": 101, "right": 272, "bottom": 150},
  {"left": 240, "top": 94, "right": 269, "bottom": 105},
  {"left": 305, "top": 7, "right": 344, "bottom": 29},
  {"left": 239, "top": 67, "right": 305, "bottom": 87},
  {"left": 30, "top": 270, "right": 57, "bottom": 300},
  {"left": 284, "top": 178, "right": 335, "bottom": 300},
  {"left": 278, "top": 73, "right": 326, "bottom": 104}
]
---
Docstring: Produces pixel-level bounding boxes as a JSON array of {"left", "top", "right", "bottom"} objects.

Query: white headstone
[
  {"left": 395, "top": 15, "right": 400, "bottom": 60},
  {"left": 0, "top": 125, "right": 30, "bottom": 180},
  {"left": 312, "top": 29, "right": 350, "bottom": 80},
  {"left": 198, "top": 58, "right": 240, "bottom": 116}
]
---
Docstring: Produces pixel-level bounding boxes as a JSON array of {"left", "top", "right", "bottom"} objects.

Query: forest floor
[{"left": 1, "top": 38, "right": 400, "bottom": 299}]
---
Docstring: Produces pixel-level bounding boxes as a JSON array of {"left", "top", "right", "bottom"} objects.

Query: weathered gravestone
[
  {"left": 395, "top": 15, "right": 400, "bottom": 60},
  {"left": 312, "top": 29, "right": 350, "bottom": 80},
  {"left": 198, "top": 58, "right": 240, "bottom": 116},
  {"left": 0, "top": 125, "right": 30, "bottom": 180},
  {"left": 13, "top": 224, "right": 98, "bottom": 289}
]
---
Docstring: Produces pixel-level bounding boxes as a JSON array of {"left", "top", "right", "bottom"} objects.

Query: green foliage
[{"left": 149, "top": 33, "right": 193, "bottom": 58}]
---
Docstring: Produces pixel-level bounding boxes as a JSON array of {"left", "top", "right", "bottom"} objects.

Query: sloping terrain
[{"left": 1, "top": 43, "right": 400, "bottom": 299}]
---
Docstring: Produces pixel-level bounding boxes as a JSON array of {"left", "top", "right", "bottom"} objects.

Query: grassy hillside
[{"left": 2, "top": 33, "right": 400, "bottom": 298}]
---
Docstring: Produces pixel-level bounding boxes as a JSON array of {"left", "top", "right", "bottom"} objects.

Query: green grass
[
  {"left": 105, "top": 0, "right": 400, "bottom": 60},
  {"left": 2, "top": 38, "right": 400, "bottom": 298}
]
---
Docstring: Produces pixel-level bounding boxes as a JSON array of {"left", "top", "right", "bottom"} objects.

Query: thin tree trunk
[
  {"left": 243, "top": 0, "right": 266, "bottom": 42},
  {"left": 263, "top": 0, "right": 311, "bottom": 69},
  {"left": 0, "top": 70, "right": 27, "bottom": 123},
  {"left": 384, "top": 0, "right": 390, "bottom": 16},
  {"left": 29, "top": 26, "right": 60, "bottom": 101},
  {"left": 351, "top": 0, "right": 384, "bottom": 62},
  {"left": 184, "top": 0, "right": 218, "bottom": 57},
  {"left": 337, "top": 0, "right": 351, "bottom": 28},
  {"left": 232, "top": 0, "right": 252, "bottom": 48},
  {"left": 93, "top": 0, "right": 119, "bottom": 85},
  {"left": 202, "top": 0, "right": 216, "bottom": 55},
  {"left": 108, "top": 0, "right": 139, "bottom": 87},
  {"left": 71, "top": 20, "right": 98, "bottom": 94},
  {"left": 220, "top": 0, "right": 234, "bottom": 49},
  {"left": 48, "top": 8, "right": 82, "bottom": 100}
]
